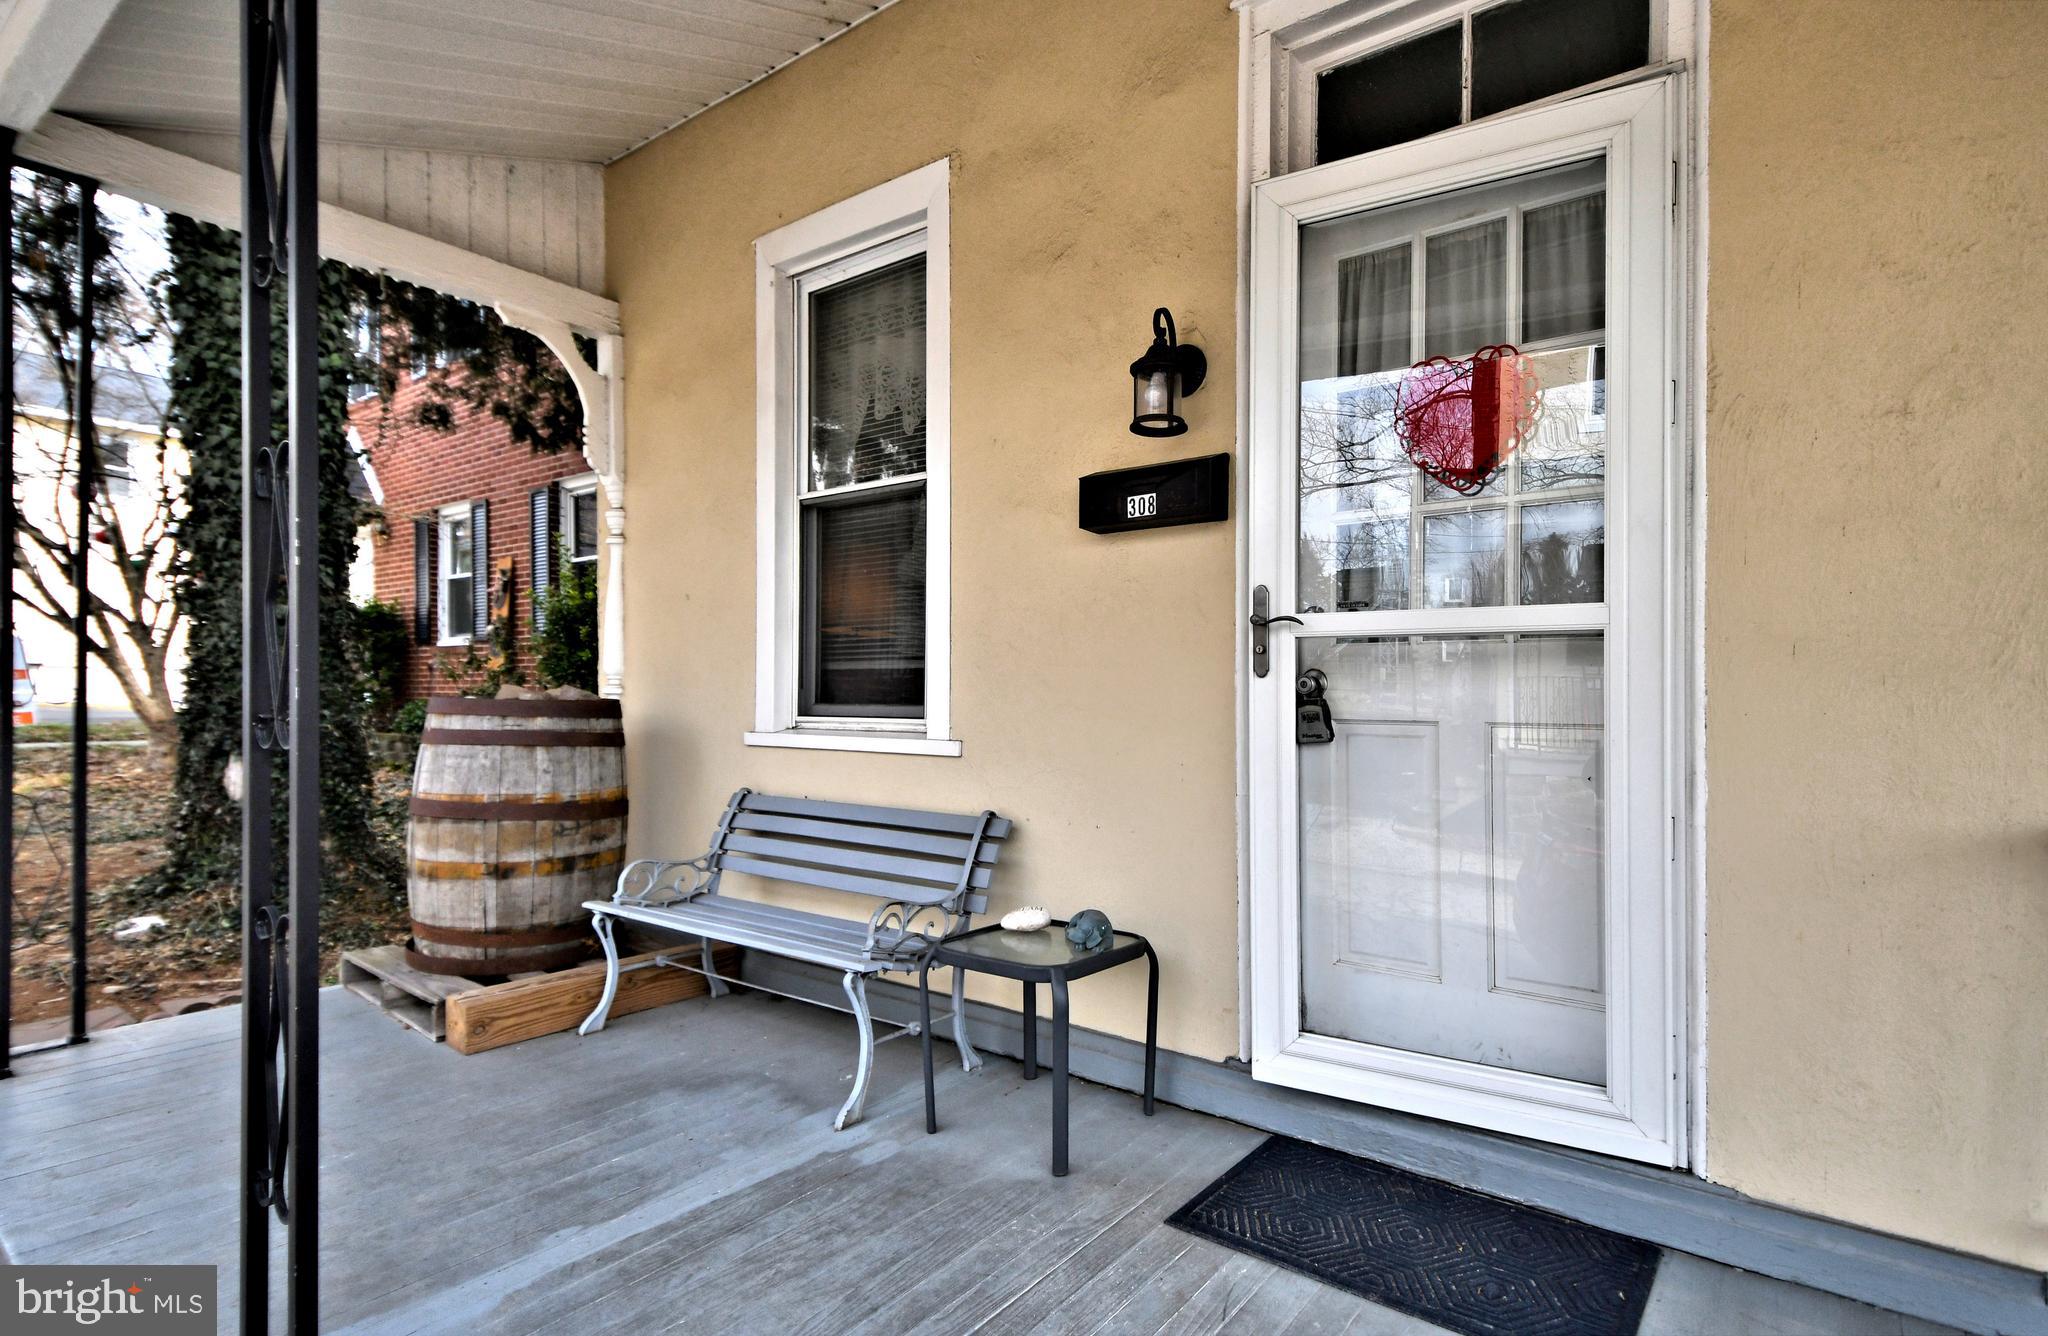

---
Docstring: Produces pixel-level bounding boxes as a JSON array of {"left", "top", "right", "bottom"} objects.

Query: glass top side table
[{"left": 919, "top": 921, "right": 1157, "bottom": 1177}]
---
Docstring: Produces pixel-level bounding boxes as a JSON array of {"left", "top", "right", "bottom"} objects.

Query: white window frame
[
  {"left": 348, "top": 306, "right": 379, "bottom": 402},
  {"left": 436, "top": 500, "right": 477, "bottom": 646},
  {"left": 1245, "top": 0, "right": 1694, "bottom": 181},
  {"left": 560, "top": 472, "right": 600, "bottom": 565},
  {"left": 748, "top": 159, "right": 957, "bottom": 758}
]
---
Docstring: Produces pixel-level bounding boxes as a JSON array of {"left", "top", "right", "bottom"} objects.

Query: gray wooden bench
[{"left": 578, "top": 787, "right": 1012, "bottom": 1129}]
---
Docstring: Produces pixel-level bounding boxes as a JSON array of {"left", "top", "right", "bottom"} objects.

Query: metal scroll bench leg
[
  {"left": 579, "top": 914, "right": 623, "bottom": 1036},
  {"left": 951, "top": 964, "right": 983, "bottom": 1073},
  {"left": 836, "top": 969, "right": 876, "bottom": 1131},
  {"left": 701, "top": 934, "right": 729, "bottom": 998}
]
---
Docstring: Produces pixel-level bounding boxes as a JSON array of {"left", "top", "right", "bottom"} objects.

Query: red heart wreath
[{"left": 1394, "top": 344, "right": 1543, "bottom": 495}]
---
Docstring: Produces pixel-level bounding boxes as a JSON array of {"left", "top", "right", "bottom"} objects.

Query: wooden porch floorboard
[{"left": 0, "top": 986, "right": 1960, "bottom": 1335}]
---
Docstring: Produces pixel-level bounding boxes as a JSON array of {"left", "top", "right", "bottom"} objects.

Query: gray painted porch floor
[{"left": 0, "top": 988, "right": 1960, "bottom": 1335}]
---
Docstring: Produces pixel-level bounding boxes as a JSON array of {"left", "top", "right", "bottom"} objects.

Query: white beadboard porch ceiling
[{"left": 53, "top": 0, "right": 894, "bottom": 164}]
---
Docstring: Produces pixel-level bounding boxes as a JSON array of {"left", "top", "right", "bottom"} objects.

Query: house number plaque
[{"left": 1079, "top": 453, "right": 1229, "bottom": 534}]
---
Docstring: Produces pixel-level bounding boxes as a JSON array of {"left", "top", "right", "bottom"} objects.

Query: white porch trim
[
  {"left": 19, "top": 115, "right": 619, "bottom": 336},
  {"left": 0, "top": 1, "right": 121, "bottom": 134}
]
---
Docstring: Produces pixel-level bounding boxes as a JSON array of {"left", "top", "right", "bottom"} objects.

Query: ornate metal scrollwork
[
  {"left": 250, "top": 441, "right": 291, "bottom": 753},
  {"left": 250, "top": 903, "right": 290, "bottom": 1222},
  {"left": 616, "top": 856, "right": 715, "bottom": 907},
  {"left": 865, "top": 900, "right": 962, "bottom": 962},
  {"left": 247, "top": 0, "right": 293, "bottom": 292}
]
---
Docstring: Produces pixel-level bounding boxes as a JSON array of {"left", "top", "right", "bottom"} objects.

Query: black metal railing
[
  {"left": 1, "top": 146, "right": 103, "bottom": 1075},
  {"left": 1, "top": 124, "right": 11, "bottom": 1080}
]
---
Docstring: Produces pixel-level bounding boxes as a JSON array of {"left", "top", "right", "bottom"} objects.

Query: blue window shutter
[
  {"left": 530, "top": 484, "right": 555, "bottom": 632},
  {"left": 412, "top": 518, "right": 433, "bottom": 644},
  {"left": 471, "top": 499, "right": 490, "bottom": 636}
]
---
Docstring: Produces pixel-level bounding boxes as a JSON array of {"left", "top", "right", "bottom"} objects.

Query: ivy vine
[{"left": 159, "top": 215, "right": 394, "bottom": 899}]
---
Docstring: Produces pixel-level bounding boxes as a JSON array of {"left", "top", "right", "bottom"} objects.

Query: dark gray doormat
[{"left": 1167, "top": 1136, "right": 1661, "bottom": 1336}]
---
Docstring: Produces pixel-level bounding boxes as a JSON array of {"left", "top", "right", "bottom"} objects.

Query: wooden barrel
[{"left": 405, "top": 696, "right": 625, "bottom": 975}]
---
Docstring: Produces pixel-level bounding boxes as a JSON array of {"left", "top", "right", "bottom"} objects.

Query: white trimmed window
[
  {"left": 561, "top": 474, "right": 600, "bottom": 564},
  {"left": 749, "top": 160, "right": 955, "bottom": 757},
  {"left": 437, "top": 500, "right": 478, "bottom": 644},
  {"left": 348, "top": 306, "right": 379, "bottom": 402}
]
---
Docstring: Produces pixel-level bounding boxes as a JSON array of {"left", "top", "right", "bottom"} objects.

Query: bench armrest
[
  {"left": 864, "top": 899, "right": 965, "bottom": 961},
  {"left": 613, "top": 855, "right": 717, "bottom": 908}
]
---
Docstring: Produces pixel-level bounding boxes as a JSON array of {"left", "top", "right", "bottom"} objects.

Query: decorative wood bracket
[{"left": 496, "top": 305, "right": 626, "bottom": 699}]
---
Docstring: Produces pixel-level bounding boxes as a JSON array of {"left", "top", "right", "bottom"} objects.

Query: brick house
[{"left": 347, "top": 361, "right": 598, "bottom": 701}]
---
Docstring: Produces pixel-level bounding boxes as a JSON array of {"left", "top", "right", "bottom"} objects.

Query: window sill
[
  {"left": 436, "top": 637, "right": 473, "bottom": 649},
  {"left": 743, "top": 729, "right": 962, "bottom": 758}
]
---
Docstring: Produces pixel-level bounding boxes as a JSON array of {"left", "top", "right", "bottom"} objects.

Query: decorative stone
[
  {"left": 1000, "top": 906, "right": 1050, "bottom": 932},
  {"left": 1065, "top": 909, "right": 1113, "bottom": 951}
]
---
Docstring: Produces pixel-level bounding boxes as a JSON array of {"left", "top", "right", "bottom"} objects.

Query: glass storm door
[{"left": 1247, "top": 82, "right": 1684, "bottom": 1165}]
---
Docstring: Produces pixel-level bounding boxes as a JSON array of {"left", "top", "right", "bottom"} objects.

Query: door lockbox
[{"left": 1296, "top": 667, "right": 1334, "bottom": 745}]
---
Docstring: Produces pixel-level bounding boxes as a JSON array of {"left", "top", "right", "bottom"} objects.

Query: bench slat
[
  {"left": 641, "top": 897, "right": 876, "bottom": 955},
  {"left": 726, "top": 811, "right": 1003, "bottom": 865},
  {"left": 671, "top": 889, "right": 987, "bottom": 939},
  {"left": 594, "top": 903, "right": 898, "bottom": 973},
  {"left": 714, "top": 855, "right": 949, "bottom": 904},
  {"left": 737, "top": 792, "right": 1013, "bottom": 841},
  {"left": 719, "top": 833, "right": 995, "bottom": 891}
]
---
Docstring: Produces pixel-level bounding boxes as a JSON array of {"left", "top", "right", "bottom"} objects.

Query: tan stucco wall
[
  {"left": 606, "top": 0, "right": 1243, "bottom": 1060},
  {"left": 1703, "top": 0, "right": 2048, "bottom": 1269},
  {"left": 607, "top": 0, "right": 2048, "bottom": 1271}
]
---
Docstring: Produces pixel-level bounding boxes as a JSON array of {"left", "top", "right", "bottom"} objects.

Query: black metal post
[
  {"left": 236, "top": 0, "right": 277, "bottom": 1313},
  {"left": 1, "top": 126, "right": 16, "bottom": 1080},
  {"left": 68, "top": 179, "right": 97, "bottom": 1048},
  {"left": 241, "top": 0, "right": 319, "bottom": 1328},
  {"left": 281, "top": 0, "right": 320, "bottom": 1325}
]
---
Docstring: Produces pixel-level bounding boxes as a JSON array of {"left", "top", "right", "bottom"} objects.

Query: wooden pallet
[
  {"left": 339, "top": 941, "right": 741, "bottom": 1052},
  {"left": 338, "top": 945, "right": 491, "bottom": 1041}
]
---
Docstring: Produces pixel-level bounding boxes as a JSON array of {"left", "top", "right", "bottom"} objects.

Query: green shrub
[
  {"left": 533, "top": 542, "right": 599, "bottom": 693},
  {"left": 391, "top": 699, "right": 429, "bottom": 735},
  {"left": 354, "top": 597, "right": 410, "bottom": 724}
]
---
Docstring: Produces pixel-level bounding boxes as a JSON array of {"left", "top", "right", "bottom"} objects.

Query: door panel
[{"left": 1298, "top": 634, "right": 1606, "bottom": 1087}]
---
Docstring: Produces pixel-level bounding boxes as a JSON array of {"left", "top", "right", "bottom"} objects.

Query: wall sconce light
[{"left": 1129, "top": 306, "right": 1206, "bottom": 437}]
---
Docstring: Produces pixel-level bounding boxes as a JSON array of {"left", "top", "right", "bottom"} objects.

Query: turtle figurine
[{"left": 1065, "top": 909, "right": 1114, "bottom": 952}]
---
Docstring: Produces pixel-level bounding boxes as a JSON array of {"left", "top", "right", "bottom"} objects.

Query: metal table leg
[
  {"left": 920, "top": 958, "right": 937, "bottom": 1134},
  {"left": 1050, "top": 970, "right": 1069, "bottom": 1177},
  {"left": 1022, "top": 980, "right": 1037, "bottom": 1080},
  {"left": 1142, "top": 941, "right": 1159, "bottom": 1116}
]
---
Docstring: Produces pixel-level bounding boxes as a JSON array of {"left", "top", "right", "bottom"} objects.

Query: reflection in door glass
[
  {"left": 1298, "top": 160, "right": 1609, "bottom": 615},
  {"left": 1297, "top": 634, "right": 1607, "bottom": 1086}
]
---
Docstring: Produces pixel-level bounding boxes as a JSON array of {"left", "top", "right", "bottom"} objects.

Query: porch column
[{"left": 596, "top": 333, "right": 625, "bottom": 699}]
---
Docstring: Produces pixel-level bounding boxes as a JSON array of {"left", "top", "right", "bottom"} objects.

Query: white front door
[{"left": 1247, "top": 80, "right": 1686, "bottom": 1166}]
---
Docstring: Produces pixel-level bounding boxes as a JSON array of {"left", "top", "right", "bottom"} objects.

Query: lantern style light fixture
[{"left": 1128, "top": 306, "right": 1207, "bottom": 437}]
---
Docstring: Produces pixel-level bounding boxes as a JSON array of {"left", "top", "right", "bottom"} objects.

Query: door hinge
[{"left": 1672, "top": 158, "right": 1680, "bottom": 220}]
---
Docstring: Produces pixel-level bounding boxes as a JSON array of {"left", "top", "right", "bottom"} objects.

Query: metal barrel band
[
  {"left": 408, "top": 918, "right": 593, "bottom": 949},
  {"left": 408, "top": 792, "right": 630, "bottom": 820},
  {"left": 408, "top": 846, "right": 627, "bottom": 881},
  {"left": 419, "top": 727, "right": 625, "bottom": 748}
]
